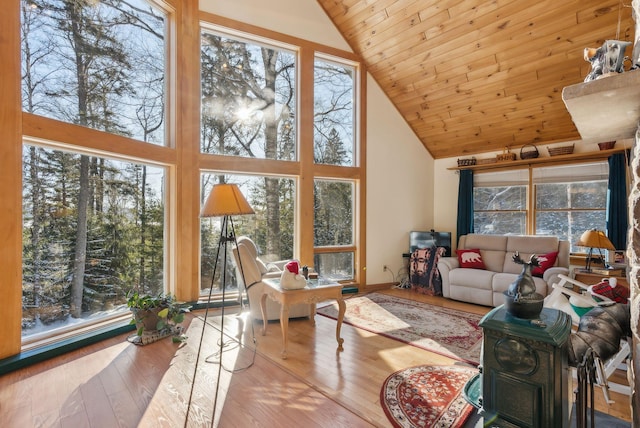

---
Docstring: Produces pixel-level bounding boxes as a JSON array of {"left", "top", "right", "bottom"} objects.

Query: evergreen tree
[{"left": 21, "top": 0, "right": 166, "bottom": 327}]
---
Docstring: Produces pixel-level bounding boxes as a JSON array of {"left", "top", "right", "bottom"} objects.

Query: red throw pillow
[
  {"left": 531, "top": 251, "right": 558, "bottom": 277},
  {"left": 456, "top": 249, "right": 486, "bottom": 269}
]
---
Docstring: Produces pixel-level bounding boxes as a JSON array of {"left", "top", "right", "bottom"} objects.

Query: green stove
[{"left": 477, "top": 305, "right": 572, "bottom": 428}]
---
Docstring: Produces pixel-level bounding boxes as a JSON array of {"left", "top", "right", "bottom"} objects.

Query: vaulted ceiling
[{"left": 316, "top": 0, "right": 635, "bottom": 159}]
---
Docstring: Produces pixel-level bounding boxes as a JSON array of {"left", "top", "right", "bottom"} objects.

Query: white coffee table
[{"left": 261, "top": 278, "right": 345, "bottom": 359}]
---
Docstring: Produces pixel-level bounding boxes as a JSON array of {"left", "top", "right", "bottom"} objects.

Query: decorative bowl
[{"left": 503, "top": 292, "right": 544, "bottom": 319}]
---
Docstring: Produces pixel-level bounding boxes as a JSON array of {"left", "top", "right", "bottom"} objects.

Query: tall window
[
  {"left": 314, "top": 179, "right": 355, "bottom": 281},
  {"left": 20, "top": 0, "right": 167, "bottom": 344},
  {"left": 10, "top": 1, "right": 363, "bottom": 359},
  {"left": 200, "top": 173, "right": 295, "bottom": 294},
  {"left": 22, "top": 145, "right": 166, "bottom": 341},
  {"left": 199, "top": 25, "right": 362, "bottom": 287},
  {"left": 314, "top": 56, "right": 355, "bottom": 166},
  {"left": 200, "top": 27, "right": 297, "bottom": 160}
]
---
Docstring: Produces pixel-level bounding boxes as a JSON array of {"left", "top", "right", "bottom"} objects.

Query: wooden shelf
[
  {"left": 562, "top": 71, "right": 640, "bottom": 141},
  {"left": 448, "top": 148, "right": 625, "bottom": 171}
]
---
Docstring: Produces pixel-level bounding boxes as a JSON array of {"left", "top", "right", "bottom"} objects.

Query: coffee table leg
[
  {"left": 335, "top": 298, "right": 345, "bottom": 351},
  {"left": 310, "top": 303, "right": 317, "bottom": 326},
  {"left": 260, "top": 294, "right": 268, "bottom": 336},
  {"left": 280, "top": 304, "right": 290, "bottom": 359}
]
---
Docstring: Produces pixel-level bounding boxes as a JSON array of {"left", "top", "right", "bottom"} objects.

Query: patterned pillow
[
  {"left": 531, "top": 251, "right": 558, "bottom": 277},
  {"left": 456, "top": 249, "right": 486, "bottom": 269}
]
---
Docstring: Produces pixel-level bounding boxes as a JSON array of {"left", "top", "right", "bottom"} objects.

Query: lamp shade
[
  {"left": 575, "top": 229, "right": 615, "bottom": 250},
  {"left": 200, "top": 183, "right": 254, "bottom": 217}
]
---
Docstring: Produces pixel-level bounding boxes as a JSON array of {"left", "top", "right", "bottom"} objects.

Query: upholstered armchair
[{"left": 232, "top": 236, "right": 311, "bottom": 321}]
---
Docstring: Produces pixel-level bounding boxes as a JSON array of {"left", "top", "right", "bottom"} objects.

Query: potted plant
[{"left": 126, "top": 291, "right": 190, "bottom": 342}]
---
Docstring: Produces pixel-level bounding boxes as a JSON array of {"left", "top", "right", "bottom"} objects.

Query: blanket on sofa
[{"left": 410, "top": 247, "right": 445, "bottom": 295}]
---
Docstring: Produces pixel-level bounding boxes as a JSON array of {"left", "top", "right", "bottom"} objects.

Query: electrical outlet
[{"left": 383, "top": 265, "right": 388, "bottom": 272}]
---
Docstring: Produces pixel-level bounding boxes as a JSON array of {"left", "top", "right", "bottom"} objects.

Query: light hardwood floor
[{"left": 0, "top": 288, "right": 632, "bottom": 427}]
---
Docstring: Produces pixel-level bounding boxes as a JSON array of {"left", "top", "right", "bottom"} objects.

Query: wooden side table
[
  {"left": 573, "top": 270, "right": 628, "bottom": 288},
  {"left": 261, "top": 278, "right": 346, "bottom": 359}
]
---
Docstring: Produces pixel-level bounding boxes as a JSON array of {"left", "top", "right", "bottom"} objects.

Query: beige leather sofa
[{"left": 437, "top": 234, "right": 570, "bottom": 307}]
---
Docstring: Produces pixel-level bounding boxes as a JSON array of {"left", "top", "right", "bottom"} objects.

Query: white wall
[
  {"left": 433, "top": 157, "right": 460, "bottom": 245},
  {"left": 366, "top": 76, "right": 434, "bottom": 283},
  {"left": 200, "top": 0, "right": 435, "bottom": 286}
]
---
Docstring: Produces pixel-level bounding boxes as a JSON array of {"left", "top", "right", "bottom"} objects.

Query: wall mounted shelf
[{"left": 448, "top": 147, "right": 625, "bottom": 171}]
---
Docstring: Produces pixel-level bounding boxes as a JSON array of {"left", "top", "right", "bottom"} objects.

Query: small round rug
[{"left": 380, "top": 364, "right": 477, "bottom": 428}]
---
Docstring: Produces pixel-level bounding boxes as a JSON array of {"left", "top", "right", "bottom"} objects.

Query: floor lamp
[{"left": 185, "top": 183, "right": 254, "bottom": 428}]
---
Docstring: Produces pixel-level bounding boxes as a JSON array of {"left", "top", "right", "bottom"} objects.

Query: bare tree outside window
[
  {"left": 200, "top": 30, "right": 296, "bottom": 160},
  {"left": 473, "top": 163, "right": 608, "bottom": 248},
  {"left": 314, "top": 58, "right": 355, "bottom": 166}
]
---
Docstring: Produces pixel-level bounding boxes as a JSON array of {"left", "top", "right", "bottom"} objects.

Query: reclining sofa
[{"left": 437, "top": 234, "right": 570, "bottom": 307}]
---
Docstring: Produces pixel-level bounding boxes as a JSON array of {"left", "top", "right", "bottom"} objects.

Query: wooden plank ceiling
[{"left": 316, "top": 0, "right": 635, "bottom": 159}]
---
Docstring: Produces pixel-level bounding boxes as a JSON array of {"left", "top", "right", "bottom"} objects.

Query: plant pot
[{"left": 132, "top": 307, "right": 163, "bottom": 332}]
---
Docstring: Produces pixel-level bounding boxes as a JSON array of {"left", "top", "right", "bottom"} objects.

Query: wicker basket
[
  {"left": 547, "top": 144, "right": 574, "bottom": 156},
  {"left": 496, "top": 147, "right": 516, "bottom": 162},
  {"left": 598, "top": 141, "right": 615, "bottom": 150},
  {"left": 457, "top": 157, "right": 476, "bottom": 167},
  {"left": 477, "top": 158, "right": 498, "bottom": 165},
  {"left": 520, "top": 144, "right": 539, "bottom": 160}
]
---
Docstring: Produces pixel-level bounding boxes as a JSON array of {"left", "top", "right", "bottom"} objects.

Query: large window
[
  {"left": 200, "top": 27, "right": 297, "bottom": 160},
  {"left": 198, "top": 25, "right": 362, "bottom": 288},
  {"left": 11, "top": 1, "right": 363, "bottom": 356},
  {"left": 20, "top": 0, "right": 168, "bottom": 344},
  {"left": 21, "top": 0, "right": 166, "bottom": 144},
  {"left": 22, "top": 145, "right": 166, "bottom": 341},
  {"left": 200, "top": 173, "right": 295, "bottom": 294},
  {"left": 473, "top": 162, "right": 609, "bottom": 251},
  {"left": 314, "top": 179, "right": 355, "bottom": 281},
  {"left": 314, "top": 56, "right": 355, "bottom": 166},
  {"left": 534, "top": 163, "right": 608, "bottom": 252},
  {"left": 473, "top": 170, "right": 527, "bottom": 235}
]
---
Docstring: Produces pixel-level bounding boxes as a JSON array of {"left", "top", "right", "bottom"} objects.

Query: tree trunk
[
  {"left": 29, "top": 147, "right": 41, "bottom": 306},
  {"left": 69, "top": 1, "right": 90, "bottom": 318},
  {"left": 262, "top": 48, "right": 280, "bottom": 257},
  {"left": 139, "top": 166, "right": 147, "bottom": 291},
  {"left": 71, "top": 155, "right": 90, "bottom": 317}
]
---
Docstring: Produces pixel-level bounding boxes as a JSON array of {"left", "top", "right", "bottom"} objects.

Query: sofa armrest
[
  {"left": 543, "top": 266, "right": 570, "bottom": 294},
  {"left": 437, "top": 257, "right": 459, "bottom": 298}
]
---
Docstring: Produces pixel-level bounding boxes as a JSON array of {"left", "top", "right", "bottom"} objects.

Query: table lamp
[{"left": 575, "top": 229, "right": 615, "bottom": 272}]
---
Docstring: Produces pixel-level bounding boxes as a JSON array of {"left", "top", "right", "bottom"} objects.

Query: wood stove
[{"left": 479, "top": 306, "right": 572, "bottom": 427}]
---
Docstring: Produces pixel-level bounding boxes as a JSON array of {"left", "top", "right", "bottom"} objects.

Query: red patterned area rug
[
  {"left": 381, "top": 364, "right": 478, "bottom": 428},
  {"left": 317, "top": 293, "right": 483, "bottom": 364}
]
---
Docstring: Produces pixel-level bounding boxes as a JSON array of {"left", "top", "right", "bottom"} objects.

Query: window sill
[{"left": 1, "top": 318, "right": 135, "bottom": 375}]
